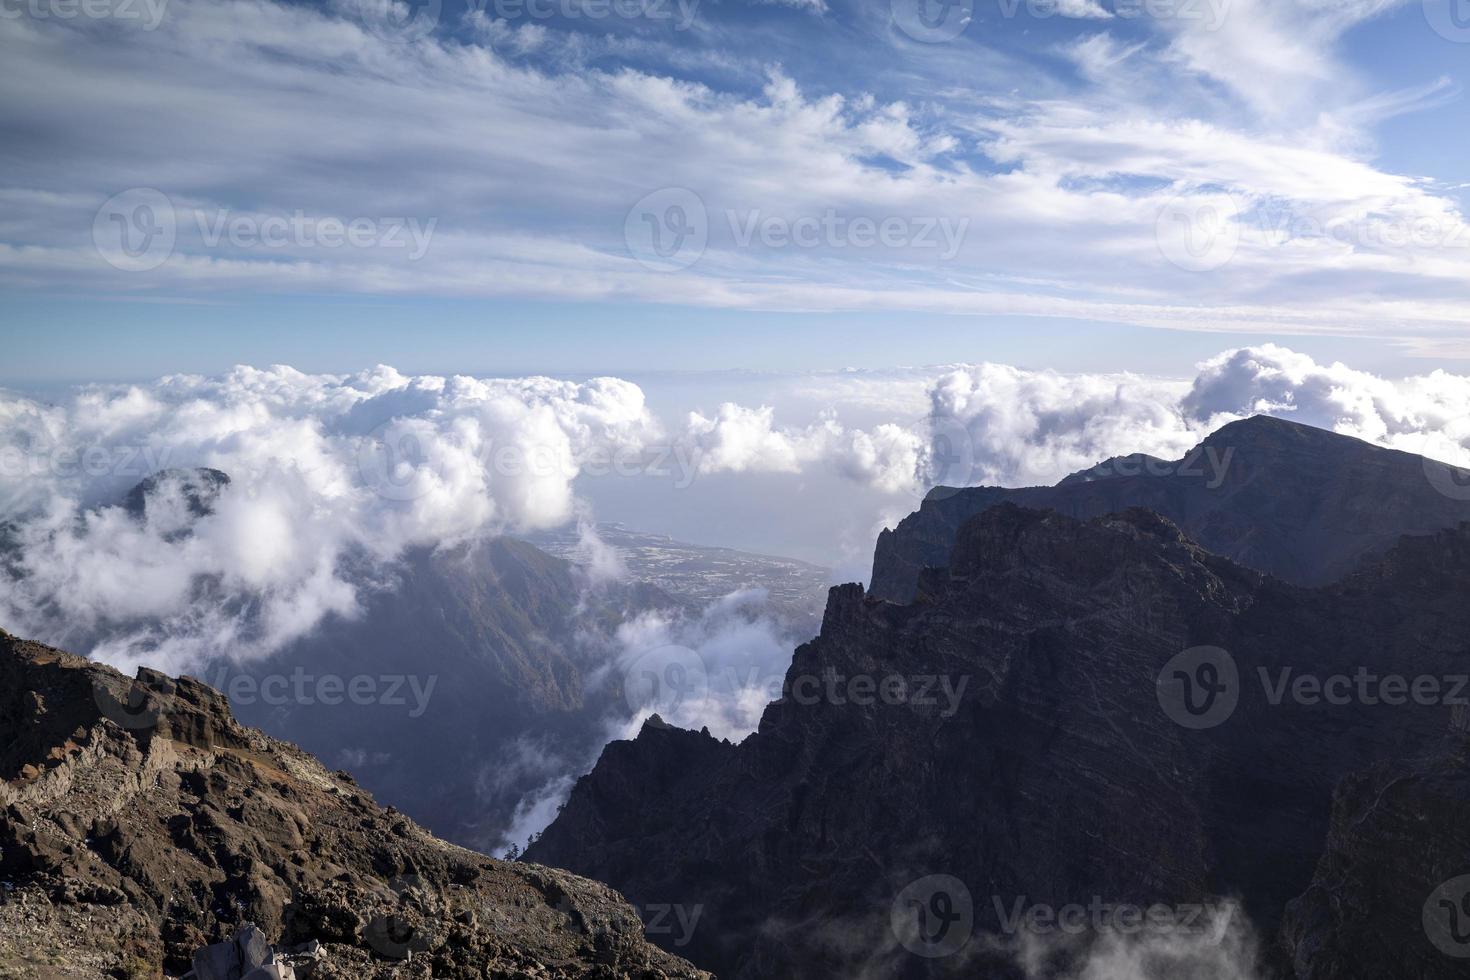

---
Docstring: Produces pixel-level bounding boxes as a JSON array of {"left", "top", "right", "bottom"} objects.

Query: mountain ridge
[
  {"left": 531, "top": 452, "right": 1470, "bottom": 978},
  {"left": 872, "top": 414, "right": 1470, "bottom": 601}
]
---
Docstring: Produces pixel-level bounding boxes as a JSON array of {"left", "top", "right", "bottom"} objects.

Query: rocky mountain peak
[
  {"left": 123, "top": 468, "right": 233, "bottom": 523},
  {"left": 0, "top": 631, "right": 709, "bottom": 979},
  {"left": 532, "top": 500, "right": 1470, "bottom": 978},
  {"left": 873, "top": 416, "right": 1470, "bottom": 601}
]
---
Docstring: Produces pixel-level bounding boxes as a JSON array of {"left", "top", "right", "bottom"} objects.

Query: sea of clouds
[{"left": 2, "top": 344, "right": 1469, "bottom": 680}]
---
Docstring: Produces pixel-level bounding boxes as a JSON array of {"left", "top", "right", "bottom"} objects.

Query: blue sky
[{"left": 3, "top": 0, "right": 1470, "bottom": 383}]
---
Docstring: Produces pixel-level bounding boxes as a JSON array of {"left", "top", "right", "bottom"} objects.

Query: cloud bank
[
  {"left": 0, "top": 365, "right": 661, "bottom": 672},
  {"left": 3, "top": 345, "right": 1469, "bottom": 677}
]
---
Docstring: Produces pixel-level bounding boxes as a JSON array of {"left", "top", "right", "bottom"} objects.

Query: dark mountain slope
[
  {"left": 220, "top": 536, "right": 684, "bottom": 852},
  {"left": 871, "top": 415, "right": 1470, "bottom": 601},
  {"left": 530, "top": 506, "right": 1470, "bottom": 979}
]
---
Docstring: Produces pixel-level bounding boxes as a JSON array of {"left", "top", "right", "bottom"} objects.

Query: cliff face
[
  {"left": 870, "top": 415, "right": 1470, "bottom": 602},
  {"left": 530, "top": 505, "right": 1470, "bottom": 979},
  {"left": 1281, "top": 741, "right": 1470, "bottom": 980},
  {"left": 0, "top": 629, "right": 708, "bottom": 980}
]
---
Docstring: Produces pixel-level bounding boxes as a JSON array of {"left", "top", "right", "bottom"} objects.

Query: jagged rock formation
[
  {"left": 870, "top": 415, "right": 1470, "bottom": 602},
  {"left": 1281, "top": 739, "right": 1470, "bottom": 979},
  {"left": 530, "top": 502, "right": 1470, "bottom": 979},
  {"left": 0, "top": 629, "right": 709, "bottom": 980},
  {"left": 122, "top": 469, "right": 232, "bottom": 524}
]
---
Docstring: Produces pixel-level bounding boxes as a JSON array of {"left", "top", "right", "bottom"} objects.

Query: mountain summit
[{"left": 871, "top": 414, "right": 1470, "bottom": 601}]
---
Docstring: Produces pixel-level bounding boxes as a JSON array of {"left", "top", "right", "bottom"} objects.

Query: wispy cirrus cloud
[{"left": 1, "top": 0, "right": 1468, "bottom": 352}]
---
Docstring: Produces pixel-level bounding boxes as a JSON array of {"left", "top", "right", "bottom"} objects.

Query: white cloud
[
  {"left": 613, "top": 587, "right": 794, "bottom": 741},
  {"left": 3, "top": 0, "right": 1470, "bottom": 351},
  {"left": 0, "top": 366, "right": 661, "bottom": 673},
  {"left": 672, "top": 344, "right": 1470, "bottom": 496},
  {"left": 5, "top": 346, "right": 1470, "bottom": 676}
]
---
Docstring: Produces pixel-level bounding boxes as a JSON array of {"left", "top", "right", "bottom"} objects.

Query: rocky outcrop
[
  {"left": 122, "top": 468, "right": 232, "bottom": 524},
  {"left": 1281, "top": 738, "right": 1470, "bottom": 979},
  {"left": 530, "top": 505, "right": 1470, "bottom": 979},
  {"left": 870, "top": 415, "right": 1470, "bottom": 602},
  {"left": 0, "top": 629, "right": 709, "bottom": 980}
]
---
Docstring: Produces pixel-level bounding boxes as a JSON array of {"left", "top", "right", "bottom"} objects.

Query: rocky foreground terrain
[
  {"left": 0, "top": 629, "right": 708, "bottom": 980},
  {"left": 531, "top": 501, "right": 1470, "bottom": 978}
]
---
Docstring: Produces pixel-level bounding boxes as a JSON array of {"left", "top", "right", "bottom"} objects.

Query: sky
[
  {"left": 3, "top": 0, "right": 1470, "bottom": 383},
  {"left": 5, "top": 0, "right": 1470, "bottom": 674}
]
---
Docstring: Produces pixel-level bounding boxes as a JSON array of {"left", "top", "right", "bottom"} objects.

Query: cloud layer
[
  {"left": 0, "top": 365, "right": 661, "bottom": 671},
  {"left": 3, "top": 344, "right": 1469, "bottom": 677}
]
